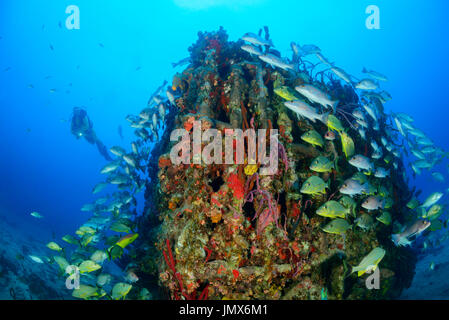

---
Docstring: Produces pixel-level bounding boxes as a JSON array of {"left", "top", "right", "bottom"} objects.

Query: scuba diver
[{"left": 70, "top": 107, "right": 113, "bottom": 161}]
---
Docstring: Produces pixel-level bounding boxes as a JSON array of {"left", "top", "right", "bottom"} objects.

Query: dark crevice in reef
[
  {"left": 210, "top": 176, "right": 224, "bottom": 192},
  {"left": 320, "top": 253, "right": 346, "bottom": 297},
  {"left": 216, "top": 107, "right": 229, "bottom": 124},
  {"left": 242, "top": 201, "right": 256, "bottom": 227}
]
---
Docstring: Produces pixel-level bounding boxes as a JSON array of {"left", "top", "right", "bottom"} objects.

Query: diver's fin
[{"left": 96, "top": 140, "right": 113, "bottom": 161}]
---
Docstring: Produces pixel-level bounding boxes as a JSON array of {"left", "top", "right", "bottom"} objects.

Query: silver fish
[
  {"left": 392, "top": 220, "right": 430, "bottom": 246},
  {"left": 339, "top": 179, "right": 368, "bottom": 197},
  {"left": 295, "top": 84, "right": 338, "bottom": 112},
  {"left": 284, "top": 100, "right": 328, "bottom": 123},
  {"left": 259, "top": 54, "right": 294, "bottom": 71},
  {"left": 330, "top": 66, "right": 352, "bottom": 83},
  {"left": 374, "top": 167, "right": 390, "bottom": 178},
  {"left": 362, "top": 196, "right": 385, "bottom": 211},
  {"left": 241, "top": 32, "right": 273, "bottom": 47},
  {"left": 355, "top": 79, "right": 378, "bottom": 90},
  {"left": 362, "top": 67, "right": 388, "bottom": 82},
  {"left": 241, "top": 44, "right": 263, "bottom": 56},
  {"left": 348, "top": 154, "right": 374, "bottom": 172}
]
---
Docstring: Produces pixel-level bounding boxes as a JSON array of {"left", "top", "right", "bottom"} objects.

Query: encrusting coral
[{"left": 137, "top": 27, "right": 416, "bottom": 300}]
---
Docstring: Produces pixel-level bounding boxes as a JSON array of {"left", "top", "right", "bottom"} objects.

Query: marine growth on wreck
[{"left": 46, "top": 27, "right": 448, "bottom": 300}]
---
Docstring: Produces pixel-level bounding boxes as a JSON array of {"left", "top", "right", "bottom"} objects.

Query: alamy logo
[
  {"left": 365, "top": 5, "right": 380, "bottom": 30},
  {"left": 170, "top": 120, "right": 279, "bottom": 175},
  {"left": 65, "top": 265, "right": 80, "bottom": 290},
  {"left": 365, "top": 267, "right": 380, "bottom": 290},
  {"left": 65, "top": 5, "right": 80, "bottom": 30}
]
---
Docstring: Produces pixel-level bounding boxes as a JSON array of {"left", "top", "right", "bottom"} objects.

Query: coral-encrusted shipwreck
[{"left": 137, "top": 28, "right": 416, "bottom": 300}]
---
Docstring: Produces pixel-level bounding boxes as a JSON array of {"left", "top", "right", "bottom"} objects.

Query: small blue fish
[{"left": 321, "top": 288, "right": 328, "bottom": 300}]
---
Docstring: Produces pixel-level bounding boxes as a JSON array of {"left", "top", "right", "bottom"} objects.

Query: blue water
[{"left": 1, "top": 0, "right": 448, "bottom": 299}]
